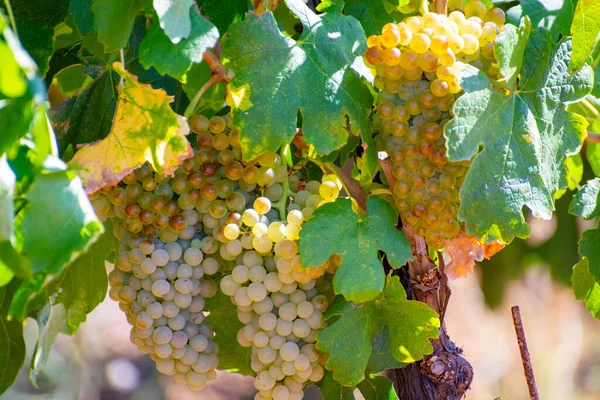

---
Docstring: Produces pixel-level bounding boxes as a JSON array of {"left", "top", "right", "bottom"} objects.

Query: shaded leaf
[
  {"left": 196, "top": 0, "right": 247, "bottom": 34},
  {"left": 569, "top": 178, "right": 600, "bottom": 219},
  {"left": 224, "top": 0, "right": 373, "bottom": 160},
  {"left": 579, "top": 224, "right": 600, "bottom": 282},
  {"left": 204, "top": 290, "right": 252, "bottom": 375},
  {"left": 71, "top": 62, "right": 193, "bottom": 193},
  {"left": 91, "top": 0, "right": 150, "bottom": 53},
  {"left": 71, "top": 0, "right": 95, "bottom": 35},
  {"left": 318, "top": 371, "right": 355, "bottom": 399},
  {"left": 357, "top": 375, "right": 398, "bottom": 400},
  {"left": 521, "top": 0, "right": 576, "bottom": 40},
  {"left": 299, "top": 197, "right": 411, "bottom": 303},
  {"left": 0, "top": 281, "right": 25, "bottom": 395}
]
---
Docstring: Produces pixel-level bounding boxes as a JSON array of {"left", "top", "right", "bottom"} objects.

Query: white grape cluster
[
  {"left": 108, "top": 231, "right": 220, "bottom": 389},
  {"left": 218, "top": 177, "right": 342, "bottom": 400}
]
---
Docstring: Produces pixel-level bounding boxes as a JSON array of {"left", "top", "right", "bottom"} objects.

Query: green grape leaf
[
  {"left": 29, "top": 303, "right": 69, "bottom": 388},
  {"left": 71, "top": 62, "right": 193, "bottom": 193},
  {"left": 91, "top": 0, "right": 150, "bottom": 53},
  {"left": 299, "top": 197, "right": 411, "bottom": 303},
  {"left": 139, "top": 10, "right": 218, "bottom": 80},
  {"left": 357, "top": 375, "right": 399, "bottom": 400},
  {"left": 587, "top": 142, "right": 600, "bottom": 176},
  {"left": 318, "top": 370, "right": 355, "bottom": 399},
  {"left": 11, "top": 0, "right": 69, "bottom": 25},
  {"left": 569, "top": 178, "right": 600, "bottom": 220},
  {"left": 494, "top": 19, "right": 530, "bottom": 90},
  {"left": 555, "top": 154, "right": 584, "bottom": 199},
  {"left": 569, "top": 0, "right": 600, "bottom": 72},
  {"left": 182, "top": 63, "right": 226, "bottom": 112},
  {"left": 204, "top": 290, "right": 252, "bottom": 375},
  {"left": 343, "top": 0, "right": 403, "bottom": 37},
  {"left": 367, "top": 326, "right": 406, "bottom": 374},
  {"left": 317, "top": 277, "right": 439, "bottom": 386},
  {"left": 445, "top": 28, "right": 593, "bottom": 243},
  {"left": 572, "top": 258, "right": 600, "bottom": 320},
  {"left": 71, "top": 0, "right": 95, "bottom": 35},
  {"left": 196, "top": 0, "right": 247, "bottom": 35},
  {"left": 15, "top": 158, "right": 103, "bottom": 276},
  {"left": 51, "top": 69, "right": 117, "bottom": 153},
  {"left": 521, "top": 0, "right": 576, "bottom": 40},
  {"left": 0, "top": 281, "right": 25, "bottom": 395},
  {"left": 579, "top": 224, "right": 600, "bottom": 282},
  {"left": 10, "top": 13, "right": 55, "bottom": 76},
  {"left": 153, "top": 0, "right": 194, "bottom": 44},
  {"left": 224, "top": 0, "right": 373, "bottom": 160}
]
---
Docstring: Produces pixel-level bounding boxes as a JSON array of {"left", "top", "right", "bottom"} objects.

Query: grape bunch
[
  {"left": 364, "top": 2, "right": 505, "bottom": 248},
  {"left": 219, "top": 176, "right": 341, "bottom": 400},
  {"left": 91, "top": 113, "right": 338, "bottom": 396}
]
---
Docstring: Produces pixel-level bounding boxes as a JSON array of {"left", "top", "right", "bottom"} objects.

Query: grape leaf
[
  {"left": 29, "top": 303, "right": 69, "bottom": 388},
  {"left": 357, "top": 375, "right": 398, "bottom": 400},
  {"left": 196, "top": 0, "right": 247, "bottom": 34},
  {"left": 572, "top": 258, "right": 600, "bottom": 320},
  {"left": 570, "top": 0, "right": 600, "bottom": 72},
  {"left": 588, "top": 142, "right": 600, "bottom": 176},
  {"left": 153, "top": 0, "right": 194, "bottom": 44},
  {"left": 318, "top": 371, "right": 355, "bottom": 399},
  {"left": 71, "top": 0, "right": 95, "bottom": 35},
  {"left": 71, "top": 62, "right": 193, "bottom": 193},
  {"left": 444, "top": 27, "right": 593, "bottom": 243},
  {"left": 299, "top": 196, "right": 411, "bottom": 303},
  {"left": 367, "top": 326, "right": 405, "bottom": 374},
  {"left": 139, "top": 10, "right": 218, "bottom": 80},
  {"left": 579, "top": 225, "right": 600, "bottom": 282},
  {"left": 521, "top": 0, "right": 576, "bottom": 40},
  {"left": 91, "top": 0, "right": 150, "bottom": 53},
  {"left": 224, "top": 0, "right": 373, "bottom": 160},
  {"left": 0, "top": 281, "right": 25, "bottom": 395},
  {"left": 51, "top": 70, "right": 118, "bottom": 154},
  {"left": 10, "top": 13, "right": 55, "bottom": 76},
  {"left": 316, "top": 276, "right": 439, "bottom": 386},
  {"left": 204, "top": 290, "right": 252, "bottom": 375},
  {"left": 11, "top": 0, "right": 69, "bottom": 26},
  {"left": 569, "top": 178, "right": 600, "bottom": 220},
  {"left": 15, "top": 157, "right": 104, "bottom": 275},
  {"left": 182, "top": 63, "right": 226, "bottom": 112},
  {"left": 342, "top": 0, "right": 403, "bottom": 37}
]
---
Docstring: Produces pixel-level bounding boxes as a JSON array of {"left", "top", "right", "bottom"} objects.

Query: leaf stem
[
  {"left": 203, "top": 50, "right": 230, "bottom": 82},
  {"left": 3, "top": 0, "right": 18, "bottom": 37},
  {"left": 435, "top": 0, "right": 448, "bottom": 15},
  {"left": 274, "top": 144, "right": 291, "bottom": 220},
  {"left": 581, "top": 98, "right": 599, "bottom": 117},
  {"left": 587, "top": 132, "right": 600, "bottom": 144},
  {"left": 420, "top": 0, "right": 429, "bottom": 15},
  {"left": 183, "top": 74, "right": 222, "bottom": 119},
  {"left": 119, "top": 49, "right": 125, "bottom": 86}
]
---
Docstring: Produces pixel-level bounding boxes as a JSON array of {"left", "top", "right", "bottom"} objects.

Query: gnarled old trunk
[{"left": 386, "top": 225, "right": 473, "bottom": 400}]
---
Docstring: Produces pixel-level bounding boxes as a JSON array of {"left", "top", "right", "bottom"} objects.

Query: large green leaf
[
  {"left": 196, "top": 0, "right": 247, "bottom": 34},
  {"left": 15, "top": 158, "right": 103, "bottom": 275},
  {"left": 445, "top": 27, "right": 593, "bottom": 243},
  {"left": 579, "top": 225, "right": 600, "bottom": 282},
  {"left": 570, "top": 0, "right": 600, "bottom": 72},
  {"left": 299, "top": 197, "right": 411, "bottom": 303},
  {"left": 91, "top": 0, "right": 150, "bottom": 53},
  {"left": 50, "top": 69, "right": 118, "bottom": 153},
  {"left": 223, "top": 0, "right": 373, "bottom": 160},
  {"left": 71, "top": 0, "right": 95, "bottom": 35},
  {"left": 587, "top": 142, "right": 600, "bottom": 176},
  {"left": 11, "top": 0, "right": 69, "bottom": 25},
  {"left": 357, "top": 375, "right": 399, "bottom": 400},
  {"left": 0, "top": 281, "right": 25, "bottom": 395},
  {"left": 318, "top": 371, "right": 355, "bottom": 399},
  {"left": 521, "top": 0, "right": 577, "bottom": 40},
  {"left": 139, "top": 10, "right": 218, "bottom": 80},
  {"left": 569, "top": 178, "right": 600, "bottom": 219},
  {"left": 11, "top": 13, "right": 55, "bottom": 77},
  {"left": 342, "top": 0, "right": 403, "bottom": 37},
  {"left": 152, "top": 0, "right": 194, "bottom": 43},
  {"left": 572, "top": 258, "right": 600, "bottom": 320},
  {"left": 204, "top": 290, "right": 252, "bottom": 375},
  {"left": 316, "top": 277, "right": 439, "bottom": 386}
]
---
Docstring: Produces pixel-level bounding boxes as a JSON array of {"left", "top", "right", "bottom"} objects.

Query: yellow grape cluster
[{"left": 364, "top": 2, "right": 505, "bottom": 248}]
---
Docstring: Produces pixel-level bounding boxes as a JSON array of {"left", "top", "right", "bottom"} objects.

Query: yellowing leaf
[{"left": 71, "top": 62, "right": 192, "bottom": 193}]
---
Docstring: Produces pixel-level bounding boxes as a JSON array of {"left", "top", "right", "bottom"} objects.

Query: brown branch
[
  {"left": 511, "top": 306, "right": 539, "bottom": 400},
  {"left": 437, "top": 251, "right": 451, "bottom": 322},
  {"left": 435, "top": 0, "right": 448, "bottom": 15},
  {"left": 203, "top": 51, "right": 230, "bottom": 83},
  {"left": 587, "top": 132, "right": 600, "bottom": 144}
]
